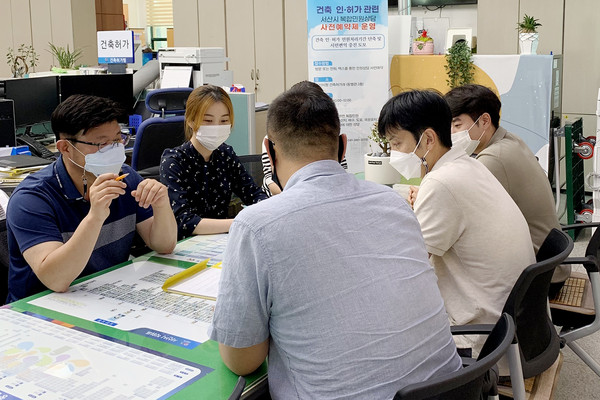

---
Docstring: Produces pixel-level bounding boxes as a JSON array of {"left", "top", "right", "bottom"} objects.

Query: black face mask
[
  {"left": 268, "top": 139, "right": 283, "bottom": 192},
  {"left": 337, "top": 135, "right": 344, "bottom": 163}
]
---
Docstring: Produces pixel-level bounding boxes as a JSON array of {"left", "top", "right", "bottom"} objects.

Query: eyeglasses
[{"left": 69, "top": 133, "right": 131, "bottom": 153}]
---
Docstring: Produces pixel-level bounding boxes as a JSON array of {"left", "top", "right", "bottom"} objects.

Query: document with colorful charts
[
  {"left": 0, "top": 308, "right": 211, "bottom": 400},
  {"left": 152, "top": 233, "right": 229, "bottom": 266},
  {"left": 28, "top": 260, "right": 217, "bottom": 348}
]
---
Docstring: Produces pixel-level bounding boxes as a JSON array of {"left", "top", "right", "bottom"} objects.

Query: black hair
[
  {"left": 378, "top": 90, "right": 452, "bottom": 148},
  {"left": 267, "top": 81, "right": 340, "bottom": 159},
  {"left": 444, "top": 84, "right": 501, "bottom": 129},
  {"left": 51, "top": 94, "right": 126, "bottom": 141}
]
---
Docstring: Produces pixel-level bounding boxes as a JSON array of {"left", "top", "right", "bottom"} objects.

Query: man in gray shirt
[{"left": 210, "top": 82, "right": 462, "bottom": 399}]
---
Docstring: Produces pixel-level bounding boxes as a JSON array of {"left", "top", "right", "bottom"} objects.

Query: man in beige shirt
[
  {"left": 379, "top": 89, "right": 535, "bottom": 359},
  {"left": 444, "top": 84, "right": 569, "bottom": 294}
]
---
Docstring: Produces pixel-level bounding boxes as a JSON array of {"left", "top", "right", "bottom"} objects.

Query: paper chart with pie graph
[{"left": 0, "top": 308, "right": 210, "bottom": 400}]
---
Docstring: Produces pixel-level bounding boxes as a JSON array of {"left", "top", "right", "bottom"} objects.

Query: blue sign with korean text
[{"left": 307, "top": 0, "right": 388, "bottom": 173}]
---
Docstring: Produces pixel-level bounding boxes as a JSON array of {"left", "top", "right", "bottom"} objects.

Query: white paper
[
  {"left": 155, "top": 233, "right": 228, "bottom": 265},
  {"left": 0, "top": 308, "right": 207, "bottom": 400},
  {"left": 161, "top": 66, "right": 193, "bottom": 88},
  {"left": 170, "top": 267, "right": 221, "bottom": 299},
  {"left": 29, "top": 261, "right": 217, "bottom": 344}
]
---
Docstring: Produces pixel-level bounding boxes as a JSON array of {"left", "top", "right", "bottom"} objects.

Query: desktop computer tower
[{"left": 0, "top": 99, "right": 16, "bottom": 148}]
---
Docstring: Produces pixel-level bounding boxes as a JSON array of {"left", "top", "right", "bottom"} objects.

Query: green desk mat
[{"left": 8, "top": 256, "right": 267, "bottom": 399}]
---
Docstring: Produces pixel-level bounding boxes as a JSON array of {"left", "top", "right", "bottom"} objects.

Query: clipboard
[{"left": 162, "top": 259, "right": 222, "bottom": 300}]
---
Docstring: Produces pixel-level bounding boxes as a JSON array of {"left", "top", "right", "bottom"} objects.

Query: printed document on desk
[
  {"left": 28, "top": 260, "right": 217, "bottom": 346},
  {"left": 163, "top": 259, "right": 222, "bottom": 300},
  {"left": 0, "top": 308, "right": 211, "bottom": 400},
  {"left": 153, "top": 233, "right": 228, "bottom": 265}
]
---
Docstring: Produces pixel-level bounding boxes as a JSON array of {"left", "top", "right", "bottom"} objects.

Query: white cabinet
[{"left": 225, "top": 0, "right": 285, "bottom": 104}]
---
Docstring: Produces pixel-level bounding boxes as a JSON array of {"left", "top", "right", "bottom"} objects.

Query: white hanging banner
[{"left": 307, "top": 1, "right": 388, "bottom": 173}]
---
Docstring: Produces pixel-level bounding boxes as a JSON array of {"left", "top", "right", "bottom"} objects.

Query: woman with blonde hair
[{"left": 160, "top": 85, "right": 267, "bottom": 238}]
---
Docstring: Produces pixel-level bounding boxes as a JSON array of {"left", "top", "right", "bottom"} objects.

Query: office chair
[
  {"left": 238, "top": 154, "right": 265, "bottom": 188},
  {"left": 446, "top": 228, "right": 572, "bottom": 400},
  {"left": 488, "top": 228, "right": 573, "bottom": 399},
  {"left": 394, "top": 313, "right": 515, "bottom": 400},
  {"left": 131, "top": 88, "right": 192, "bottom": 179},
  {"left": 549, "top": 223, "right": 600, "bottom": 377},
  {"left": 227, "top": 375, "right": 246, "bottom": 400},
  {"left": 0, "top": 219, "right": 8, "bottom": 306}
]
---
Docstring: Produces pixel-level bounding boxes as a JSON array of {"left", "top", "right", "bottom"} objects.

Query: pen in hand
[{"left": 115, "top": 173, "right": 129, "bottom": 181}]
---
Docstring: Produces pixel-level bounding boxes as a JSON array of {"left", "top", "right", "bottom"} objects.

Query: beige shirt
[
  {"left": 414, "top": 146, "right": 536, "bottom": 352},
  {"left": 476, "top": 127, "right": 569, "bottom": 282}
]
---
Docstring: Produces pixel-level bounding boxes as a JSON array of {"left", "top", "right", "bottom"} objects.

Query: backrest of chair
[
  {"left": 502, "top": 228, "right": 573, "bottom": 378},
  {"left": 585, "top": 225, "right": 600, "bottom": 263},
  {"left": 145, "top": 88, "right": 193, "bottom": 116},
  {"left": 238, "top": 154, "right": 264, "bottom": 188},
  {"left": 130, "top": 88, "right": 192, "bottom": 172},
  {"left": 394, "top": 314, "right": 515, "bottom": 400},
  {"left": 0, "top": 219, "right": 8, "bottom": 305},
  {"left": 131, "top": 116, "right": 186, "bottom": 171}
]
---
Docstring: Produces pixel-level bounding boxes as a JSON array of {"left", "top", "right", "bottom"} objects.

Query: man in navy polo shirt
[{"left": 6, "top": 95, "right": 177, "bottom": 303}]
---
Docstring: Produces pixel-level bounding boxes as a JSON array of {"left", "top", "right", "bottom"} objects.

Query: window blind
[{"left": 146, "top": 0, "right": 173, "bottom": 26}]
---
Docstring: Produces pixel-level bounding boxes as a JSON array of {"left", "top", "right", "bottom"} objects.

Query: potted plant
[
  {"left": 517, "top": 14, "right": 541, "bottom": 54},
  {"left": 6, "top": 44, "right": 38, "bottom": 78},
  {"left": 444, "top": 40, "right": 474, "bottom": 89},
  {"left": 48, "top": 42, "right": 83, "bottom": 72},
  {"left": 364, "top": 122, "right": 402, "bottom": 185},
  {"left": 412, "top": 30, "right": 434, "bottom": 55}
]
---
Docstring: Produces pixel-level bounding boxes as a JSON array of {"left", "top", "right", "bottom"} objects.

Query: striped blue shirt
[{"left": 6, "top": 156, "right": 152, "bottom": 302}]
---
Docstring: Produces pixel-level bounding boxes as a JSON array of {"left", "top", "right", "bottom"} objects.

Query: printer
[{"left": 157, "top": 47, "right": 233, "bottom": 88}]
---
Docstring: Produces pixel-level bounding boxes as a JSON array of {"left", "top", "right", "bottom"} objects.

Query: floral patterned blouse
[{"left": 160, "top": 141, "right": 267, "bottom": 238}]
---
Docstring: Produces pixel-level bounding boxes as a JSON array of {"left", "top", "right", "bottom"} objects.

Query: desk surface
[{"left": 4, "top": 236, "right": 268, "bottom": 400}]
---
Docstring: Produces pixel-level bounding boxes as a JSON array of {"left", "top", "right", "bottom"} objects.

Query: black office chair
[
  {"left": 227, "top": 375, "right": 247, "bottom": 400},
  {"left": 238, "top": 154, "right": 264, "bottom": 188},
  {"left": 0, "top": 219, "right": 8, "bottom": 306},
  {"left": 488, "top": 228, "right": 573, "bottom": 399},
  {"left": 131, "top": 88, "right": 192, "bottom": 179},
  {"left": 394, "top": 313, "right": 515, "bottom": 400},
  {"left": 441, "top": 228, "right": 573, "bottom": 399},
  {"left": 549, "top": 223, "right": 600, "bottom": 377}
]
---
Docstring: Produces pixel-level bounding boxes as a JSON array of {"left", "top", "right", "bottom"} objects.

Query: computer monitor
[
  {"left": 1, "top": 76, "right": 59, "bottom": 127},
  {"left": 59, "top": 74, "right": 135, "bottom": 114}
]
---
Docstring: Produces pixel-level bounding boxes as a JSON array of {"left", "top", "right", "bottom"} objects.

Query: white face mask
[
  {"left": 195, "top": 125, "right": 231, "bottom": 151},
  {"left": 389, "top": 134, "right": 429, "bottom": 179},
  {"left": 451, "top": 116, "right": 484, "bottom": 155},
  {"left": 70, "top": 142, "right": 126, "bottom": 177}
]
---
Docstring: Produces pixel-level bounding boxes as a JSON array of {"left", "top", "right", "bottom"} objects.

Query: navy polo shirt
[{"left": 6, "top": 156, "right": 153, "bottom": 303}]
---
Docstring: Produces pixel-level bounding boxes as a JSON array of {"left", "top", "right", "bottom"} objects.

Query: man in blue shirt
[
  {"left": 210, "top": 82, "right": 461, "bottom": 399},
  {"left": 6, "top": 95, "right": 177, "bottom": 302}
]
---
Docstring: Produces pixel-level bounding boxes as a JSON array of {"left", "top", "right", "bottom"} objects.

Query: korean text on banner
[{"left": 307, "top": 1, "right": 389, "bottom": 173}]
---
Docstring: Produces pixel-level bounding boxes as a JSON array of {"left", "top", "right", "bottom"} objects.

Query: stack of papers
[{"left": 0, "top": 155, "right": 51, "bottom": 186}]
